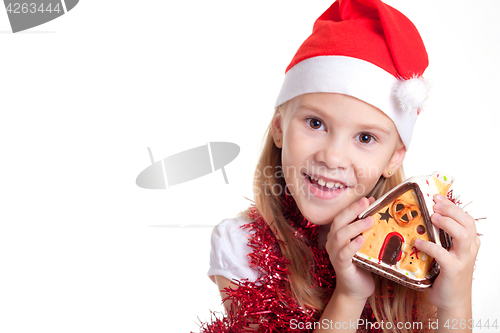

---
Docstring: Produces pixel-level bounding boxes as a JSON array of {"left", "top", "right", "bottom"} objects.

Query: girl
[{"left": 201, "top": 0, "right": 480, "bottom": 332}]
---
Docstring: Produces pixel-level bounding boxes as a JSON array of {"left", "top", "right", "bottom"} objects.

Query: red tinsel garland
[
  {"left": 195, "top": 187, "right": 476, "bottom": 332},
  {"left": 195, "top": 192, "right": 385, "bottom": 333}
]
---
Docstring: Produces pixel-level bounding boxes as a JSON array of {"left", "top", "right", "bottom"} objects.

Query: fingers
[
  {"left": 434, "top": 194, "right": 476, "bottom": 231},
  {"left": 336, "top": 234, "right": 367, "bottom": 266},
  {"left": 331, "top": 218, "right": 375, "bottom": 271},
  {"left": 431, "top": 213, "right": 471, "bottom": 254},
  {"left": 327, "top": 197, "right": 376, "bottom": 269},
  {"left": 432, "top": 194, "right": 479, "bottom": 255},
  {"left": 414, "top": 194, "right": 480, "bottom": 272},
  {"left": 329, "top": 216, "right": 374, "bottom": 248},
  {"left": 328, "top": 197, "right": 373, "bottom": 248},
  {"left": 332, "top": 197, "right": 371, "bottom": 230},
  {"left": 414, "top": 238, "right": 450, "bottom": 265},
  {"left": 329, "top": 196, "right": 376, "bottom": 249}
]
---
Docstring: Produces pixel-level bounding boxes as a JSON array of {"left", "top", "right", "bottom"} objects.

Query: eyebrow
[
  {"left": 296, "top": 103, "right": 392, "bottom": 135},
  {"left": 296, "top": 103, "right": 324, "bottom": 115},
  {"left": 360, "top": 123, "right": 391, "bottom": 135}
]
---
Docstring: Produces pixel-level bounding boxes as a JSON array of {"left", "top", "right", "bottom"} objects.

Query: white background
[{"left": 0, "top": 0, "right": 498, "bottom": 332}]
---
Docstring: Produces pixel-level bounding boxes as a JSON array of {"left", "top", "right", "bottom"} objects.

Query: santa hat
[{"left": 275, "top": 0, "right": 430, "bottom": 149}]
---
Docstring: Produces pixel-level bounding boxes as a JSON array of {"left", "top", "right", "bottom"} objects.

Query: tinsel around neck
[{"left": 197, "top": 191, "right": 340, "bottom": 332}]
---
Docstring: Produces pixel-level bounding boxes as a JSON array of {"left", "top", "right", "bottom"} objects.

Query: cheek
[
  {"left": 354, "top": 164, "right": 382, "bottom": 183},
  {"left": 281, "top": 141, "right": 308, "bottom": 180},
  {"left": 352, "top": 158, "right": 388, "bottom": 195},
  {"left": 280, "top": 157, "right": 303, "bottom": 199},
  {"left": 281, "top": 150, "right": 295, "bottom": 181},
  {"left": 354, "top": 178, "right": 381, "bottom": 198},
  {"left": 354, "top": 149, "right": 393, "bottom": 178}
]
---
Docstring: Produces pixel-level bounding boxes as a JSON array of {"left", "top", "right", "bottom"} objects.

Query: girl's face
[{"left": 272, "top": 93, "right": 406, "bottom": 225}]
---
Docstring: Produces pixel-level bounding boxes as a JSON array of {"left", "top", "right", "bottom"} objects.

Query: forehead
[{"left": 288, "top": 93, "right": 396, "bottom": 128}]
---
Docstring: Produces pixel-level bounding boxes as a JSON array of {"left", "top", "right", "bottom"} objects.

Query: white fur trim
[
  {"left": 274, "top": 56, "right": 419, "bottom": 149},
  {"left": 393, "top": 76, "right": 431, "bottom": 115}
]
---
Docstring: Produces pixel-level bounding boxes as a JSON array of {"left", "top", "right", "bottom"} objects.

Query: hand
[
  {"left": 414, "top": 194, "right": 480, "bottom": 311},
  {"left": 325, "top": 197, "right": 376, "bottom": 301}
]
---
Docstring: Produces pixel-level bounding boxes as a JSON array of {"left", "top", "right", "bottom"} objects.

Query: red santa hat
[{"left": 275, "top": 0, "right": 430, "bottom": 149}]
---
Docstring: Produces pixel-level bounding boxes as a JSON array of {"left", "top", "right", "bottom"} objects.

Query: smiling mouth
[{"left": 304, "top": 173, "right": 347, "bottom": 190}]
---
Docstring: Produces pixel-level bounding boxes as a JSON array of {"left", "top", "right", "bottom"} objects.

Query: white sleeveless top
[{"left": 207, "top": 215, "right": 261, "bottom": 283}]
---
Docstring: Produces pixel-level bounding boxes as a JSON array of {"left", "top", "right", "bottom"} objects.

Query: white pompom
[{"left": 394, "top": 76, "right": 431, "bottom": 115}]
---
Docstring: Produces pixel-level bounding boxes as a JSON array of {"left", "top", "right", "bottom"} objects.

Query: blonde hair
[{"left": 247, "top": 104, "right": 436, "bottom": 332}]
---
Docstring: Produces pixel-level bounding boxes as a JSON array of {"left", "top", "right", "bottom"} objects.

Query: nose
[{"left": 314, "top": 134, "right": 352, "bottom": 170}]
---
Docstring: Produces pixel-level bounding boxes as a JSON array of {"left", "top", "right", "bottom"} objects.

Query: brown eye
[
  {"left": 358, "top": 133, "right": 373, "bottom": 144},
  {"left": 309, "top": 118, "right": 323, "bottom": 129}
]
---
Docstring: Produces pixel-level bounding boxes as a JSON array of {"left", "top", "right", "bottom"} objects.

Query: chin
[{"left": 295, "top": 202, "right": 338, "bottom": 226}]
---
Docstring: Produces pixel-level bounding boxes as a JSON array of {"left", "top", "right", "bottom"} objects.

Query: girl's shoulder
[
  {"left": 212, "top": 213, "right": 253, "bottom": 237},
  {"left": 207, "top": 214, "right": 260, "bottom": 283}
]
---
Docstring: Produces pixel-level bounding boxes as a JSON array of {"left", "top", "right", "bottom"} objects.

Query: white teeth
[{"left": 309, "top": 175, "right": 345, "bottom": 189}]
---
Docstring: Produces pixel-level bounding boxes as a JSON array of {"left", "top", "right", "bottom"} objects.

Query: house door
[{"left": 379, "top": 232, "right": 404, "bottom": 266}]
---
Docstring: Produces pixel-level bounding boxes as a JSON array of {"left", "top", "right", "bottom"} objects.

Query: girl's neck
[{"left": 317, "top": 223, "right": 332, "bottom": 248}]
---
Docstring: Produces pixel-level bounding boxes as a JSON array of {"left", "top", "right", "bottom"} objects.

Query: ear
[
  {"left": 384, "top": 142, "right": 406, "bottom": 178},
  {"left": 271, "top": 110, "right": 284, "bottom": 148}
]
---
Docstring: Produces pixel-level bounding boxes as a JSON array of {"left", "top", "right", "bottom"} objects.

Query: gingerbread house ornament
[{"left": 353, "top": 171, "right": 454, "bottom": 290}]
